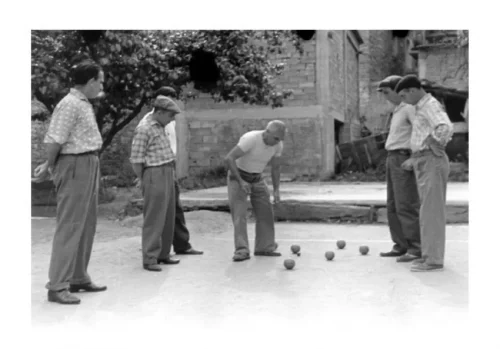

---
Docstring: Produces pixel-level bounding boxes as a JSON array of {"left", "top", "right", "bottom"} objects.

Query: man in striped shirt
[
  {"left": 396, "top": 75, "right": 454, "bottom": 272},
  {"left": 130, "top": 96, "right": 181, "bottom": 271}
]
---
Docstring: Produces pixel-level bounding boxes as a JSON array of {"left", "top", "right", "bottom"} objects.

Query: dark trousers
[
  {"left": 386, "top": 151, "right": 421, "bottom": 256},
  {"left": 46, "top": 154, "right": 100, "bottom": 291},
  {"left": 172, "top": 180, "right": 192, "bottom": 253},
  {"left": 142, "top": 164, "right": 175, "bottom": 265}
]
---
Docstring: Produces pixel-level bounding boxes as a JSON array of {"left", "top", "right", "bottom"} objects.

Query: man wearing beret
[
  {"left": 395, "top": 75, "right": 454, "bottom": 272},
  {"left": 377, "top": 76, "right": 421, "bottom": 263},
  {"left": 137, "top": 87, "right": 203, "bottom": 256},
  {"left": 224, "top": 120, "right": 286, "bottom": 262},
  {"left": 130, "top": 96, "right": 182, "bottom": 271}
]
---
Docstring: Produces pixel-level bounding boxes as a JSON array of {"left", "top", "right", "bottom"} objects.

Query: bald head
[{"left": 263, "top": 120, "right": 286, "bottom": 146}]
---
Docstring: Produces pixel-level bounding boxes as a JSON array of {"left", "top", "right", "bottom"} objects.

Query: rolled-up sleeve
[
  {"left": 44, "top": 99, "right": 77, "bottom": 144},
  {"left": 130, "top": 128, "right": 149, "bottom": 164},
  {"left": 426, "top": 100, "right": 454, "bottom": 144}
]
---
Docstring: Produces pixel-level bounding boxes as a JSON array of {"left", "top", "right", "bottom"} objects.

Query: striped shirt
[
  {"left": 410, "top": 93, "right": 454, "bottom": 152},
  {"left": 44, "top": 88, "right": 102, "bottom": 153},
  {"left": 129, "top": 118, "right": 175, "bottom": 167}
]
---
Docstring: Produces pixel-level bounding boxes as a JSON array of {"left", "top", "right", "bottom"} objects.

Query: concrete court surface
[{"left": 31, "top": 211, "right": 469, "bottom": 346}]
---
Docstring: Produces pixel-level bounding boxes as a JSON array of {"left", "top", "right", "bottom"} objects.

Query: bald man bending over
[{"left": 224, "top": 120, "right": 286, "bottom": 262}]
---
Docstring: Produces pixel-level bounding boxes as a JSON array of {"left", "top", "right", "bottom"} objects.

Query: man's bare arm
[{"left": 270, "top": 156, "right": 281, "bottom": 203}]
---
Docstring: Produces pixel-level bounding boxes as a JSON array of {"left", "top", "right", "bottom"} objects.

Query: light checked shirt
[
  {"left": 44, "top": 88, "right": 102, "bottom": 153},
  {"left": 410, "top": 93, "right": 454, "bottom": 152},
  {"left": 385, "top": 102, "right": 416, "bottom": 151},
  {"left": 130, "top": 118, "right": 175, "bottom": 167}
]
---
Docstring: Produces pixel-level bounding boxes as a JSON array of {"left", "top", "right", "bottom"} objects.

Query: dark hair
[
  {"left": 154, "top": 86, "right": 177, "bottom": 99},
  {"left": 72, "top": 60, "right": 102, "bottom": 85},
  {"left": 377, "top": 75, "right": 402, "bottom": 91},
  {"left": 395, "top": 74, "right": 422, "bottom": 93}
]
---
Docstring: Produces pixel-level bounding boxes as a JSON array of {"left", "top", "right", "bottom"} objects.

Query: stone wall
[{"left": 418, "top": 46, "right": 468, "bottom": 90}]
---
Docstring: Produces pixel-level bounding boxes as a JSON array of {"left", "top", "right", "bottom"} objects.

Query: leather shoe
[
  {"left": 48, "top": 289, "right": 81, "bottom": 305},
  {"left": 254, "top": 251, "right": 281, "bottom": 257},
  {"left": 380, "top": 250, "right": 406, "bottom": 257},
  {"left": 158, "top": 258, "right": 180, "bottom": 265},
  {"left": 176, "top": 248, "right": 204, "bottom": 255},
  {"left": 69, "top": 282, "right": 107, "bottom": 293},
  {"left": 143, "top": 264, "right": 162, "bottom": 272},
  {"left": 396, "top": 253, "right": 420, "bottom": 263}
]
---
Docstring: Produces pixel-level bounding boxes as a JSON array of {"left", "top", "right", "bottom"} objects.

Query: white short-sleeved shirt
[
  {"left": 235, "top": 130, "right": 283, "bottom": 174},
  {"left": 385, "top": 102, "right": 416, "bottom": 151}
]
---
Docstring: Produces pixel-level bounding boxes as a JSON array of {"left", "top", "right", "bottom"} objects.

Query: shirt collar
[
  {"left": 69, "top": 88, "right": 90, "bottom": 103},
  {"left": 415, "top": 93, "right": 432, "bottom": 110},
  {"left": 393, "top": 102, "right": 406, "bottom": 114}
]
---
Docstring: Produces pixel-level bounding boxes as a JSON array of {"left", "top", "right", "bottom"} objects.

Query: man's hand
[
  {"left": 32, "top": 161, "right": 51, "bottom": 182},
  {"left": 134, "top": 178, "right": 144, "bottom": 192},
  {"left": 401, "top": 158, "right": 414, "bottom": 171},
  {"left": 273, "top": 189, "right": 281, "bottom": 204},
  {"left": 238, "top": 180, "right": 250, "bottom": 195}
]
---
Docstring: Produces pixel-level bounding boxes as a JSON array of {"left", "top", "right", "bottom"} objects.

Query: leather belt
[
  {"left": 411, "top": 149, "right": 433, "bottom": 158},
  {"left": 60, "top": 150, "right": 99, "bottom": 157},
  {"left": 387, "top": 149, "right": 411, "bottom": 156},
  {"left": 145, "top": 161, "right": 175, "bottom": 169}
]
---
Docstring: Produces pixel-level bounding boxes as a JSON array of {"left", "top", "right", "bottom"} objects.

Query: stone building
[{"left": 118, "top": 30, "right": 364, "bottom": 179}]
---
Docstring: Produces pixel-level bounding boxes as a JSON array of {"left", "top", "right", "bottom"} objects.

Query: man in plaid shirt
[
  {"left": 130, "top": 96, "right": 182, "bottom": 271},
  {"left": 396, "top": 75, "right": 454, "bottom": 272}
]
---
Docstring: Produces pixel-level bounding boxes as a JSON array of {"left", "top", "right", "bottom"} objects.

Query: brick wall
[
  {"left": 185, "top": 106, "right": 324, "bottom": 177},
  {"left": 420, "top": 46, "right": 468, "bottom": 90},
  {"left": 329, "top": 31, "right": 345, "bottom": 119}
]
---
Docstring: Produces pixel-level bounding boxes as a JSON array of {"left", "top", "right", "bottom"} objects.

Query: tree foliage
[{"left": 31, "top": 30, "right": 303, "bottom": 151}]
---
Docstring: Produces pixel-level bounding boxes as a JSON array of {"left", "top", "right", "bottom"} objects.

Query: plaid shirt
[
  {"left": 129, "top": 119, "right": 175, "bottom": 167},
  {"left": 44, "top": 88, "right": 102, "bottom": 153},
  {"left": 410, "top": 93, "right": 454, "bottom": 152}
]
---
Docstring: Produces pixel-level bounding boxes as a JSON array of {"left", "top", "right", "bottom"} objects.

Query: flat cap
[
  {"left": 377, "top": 75, "right": 402, "bottom": 91},
  {"left": 395, "top": 74, "right": 422, "bottom": 93},
  {"left": 153, "top": 96, "right": 182, "bottom": 114}
]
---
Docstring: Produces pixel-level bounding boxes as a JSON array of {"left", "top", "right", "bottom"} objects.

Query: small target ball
[
  {"left": 296, "top": 252, "right": 301, "bottom": 257},
  {"left": 337, "top": 240, "right": 346, "bottom": 249},
  {"left": 325, "top": 251, "right": 335, "bottom": 261},
  {"left": 291, "top": 245, "right": 300, "bottom": 254},
  {"left": 359, "top": 246, "right": 369, "bottom": 255},
  {"left": 284, "top": 259, "right": 295, "bottom": 270}
]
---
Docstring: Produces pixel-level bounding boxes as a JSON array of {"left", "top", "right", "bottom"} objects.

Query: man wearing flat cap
[
  {"left": 395, "top": 75, "right": 454, "bottom": 272},
  {"left": 130, "top": 96, "right": 182, "bottom": 271},
  {"left": 377, "top": 75, "right": 421, "bottom": 263},
  {"left": 137, "top": 87, "right": 203, "bottom": 256},
  {"left": 224, "top": 120, "right": 286, "bottom": 262}
]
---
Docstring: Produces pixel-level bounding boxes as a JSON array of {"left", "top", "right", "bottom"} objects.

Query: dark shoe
[
  {"left": 396, "top": 254, "right": 420, "bottom": 263},
  {"left": 254, "top": 251, "right": 282, "bottom": 257},
  {"left": 411, "top": 262, "right": 444, "bottom": 272},
  {"left": 158, "top": 258, "right": 180, "bottom": 265},
  {"left": 69, "top": 282, "right": 107, "bottom": 293},
  {"left": 176, "top": 248, "right": 204, "bottom": 255},
  {"left": 233, "top": 254, "right": 250, "bottom": 262},
  {"left": 380, "top": 250, "right": 406, "bottom": 257},
  {"left": 48, "top": 289, "right": 81, "bottom": 305},
  {"left": 143, "top": 264, "right": 162, "bottom": 272}
]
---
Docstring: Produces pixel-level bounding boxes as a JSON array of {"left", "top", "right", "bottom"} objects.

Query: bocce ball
[
  {"left": 325, "top": 251, "right": 335, "bottom": 261},
  {"left": 359, "top": 246, "right": 369, "bottom": 255},
  {"left": 284, "top": 259, "right": 295, "bottom": 270},
  {"left": 337, "top": 240, "right": 346, "bottom": 249},
  {"left": 291, "top": 245, "right": 301, "bottom": 254}
]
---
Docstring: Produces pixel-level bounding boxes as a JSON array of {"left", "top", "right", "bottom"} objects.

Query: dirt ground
[{"left": 31, "top": 210, "right": 470, "bottom": 349}]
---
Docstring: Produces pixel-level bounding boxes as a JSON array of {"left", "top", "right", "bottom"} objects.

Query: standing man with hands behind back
[
  {"left": 33, "top": 60, "right": 107, "bottom": 305},
  {"left": 130, "top": 96, "right": 182, "bottom": 272}
]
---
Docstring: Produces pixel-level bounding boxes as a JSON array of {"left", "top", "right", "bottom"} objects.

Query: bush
[{"left": 100, "top": 141, "right": 136, "bottom": 188}]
